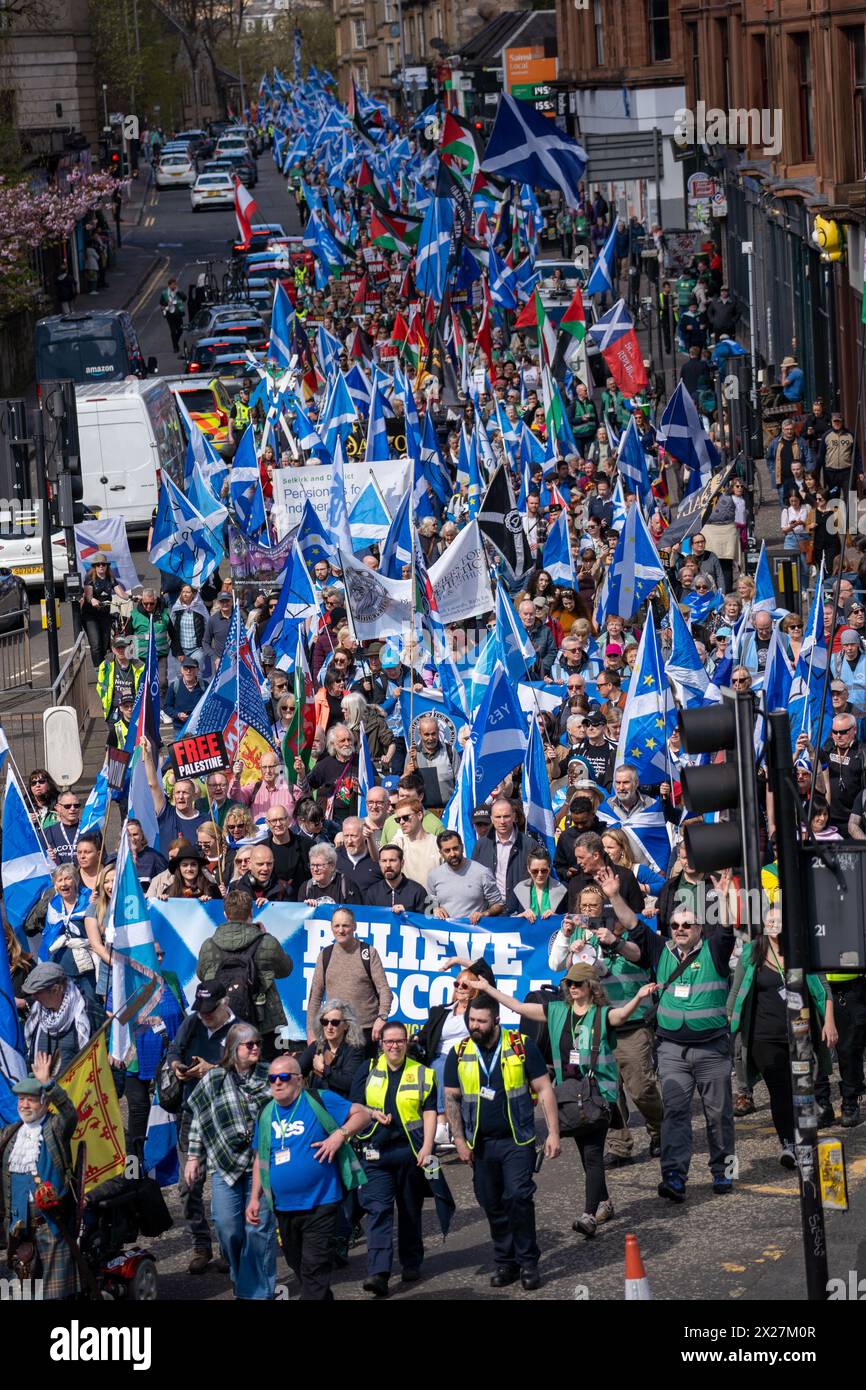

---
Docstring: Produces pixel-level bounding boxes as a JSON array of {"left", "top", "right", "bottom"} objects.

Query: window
[
  {"left": 847, "top": 27, "right": 866, "bottom": 179},
  {"left": 354, "top": 64, "right": 369, "bottom": 92},
  {"left": 435, "top": 7, "right": 443, "bottom": 39},
  {"left": 352, "top": 17, "right": 367, "bottom": 48},
  {"left": 383, "top": 0, "right": 395, "bottom": 20},
  {"left": 753, "top": 33, "right": 768, "bottom": 111},
  {"left": 593, "top": 0, "right": 604, "bottom": 66},
  {"left": 716, "top": 17, "right": 730, "bottom": 109},
  {"left": 793, "top": 33, "right": 814, "bottom": 159},
  {"left": 199, "top": 76, "right": 210, "bottom": 106},
  {"left": 386, "top": 43, "right": 396, "bottom": 73},
  {"left": 648, "top": 0, "right": 670, "bottom": 63},
  {"left": 417, "top": 12, "right": 425, "bottom": 53}
]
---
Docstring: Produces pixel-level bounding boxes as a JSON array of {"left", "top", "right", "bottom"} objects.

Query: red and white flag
[{"left": 234, "top": 176, "right": 258, "bottom": 248}]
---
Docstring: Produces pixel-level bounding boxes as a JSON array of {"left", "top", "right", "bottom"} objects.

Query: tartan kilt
[{"left": 35, "top": 1221, "right": 77, "bottom": 1300}]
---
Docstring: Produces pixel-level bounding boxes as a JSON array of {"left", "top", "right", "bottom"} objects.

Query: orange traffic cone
[{"left": 624, "top": 1233, "right": 652, "bottom": 1300}]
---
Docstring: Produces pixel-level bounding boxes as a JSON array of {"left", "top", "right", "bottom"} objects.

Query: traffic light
[
  {"left": 41, "top": 380, "right": 85, "bottom": 526},
  {"left": 677, "top": 690, "right": 763, "bottom": 928}
]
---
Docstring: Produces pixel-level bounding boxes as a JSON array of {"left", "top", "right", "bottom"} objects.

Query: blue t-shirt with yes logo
[{"left": 257, "top": 1090, "right": 352, "bottom": 1212}]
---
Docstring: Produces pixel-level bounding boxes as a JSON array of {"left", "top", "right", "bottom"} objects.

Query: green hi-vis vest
[
  {"left": 546, "top": 1001, "right": 619, "bottom": 1102},
  {"left": 359, "top": 1057, "right": 435, "bottom": 1156},
  {"left": 456, "top": 1028, "right": 535, "bottom": 1148},
  {"left": 730, "top": 941, "right": 828, "bottom": 1034},
  {"left": 601, "top": 933, "right": 653, "bottom": 1024},
  {"left": 656, "top": 940, "right": 728, "bottom": 1033}
]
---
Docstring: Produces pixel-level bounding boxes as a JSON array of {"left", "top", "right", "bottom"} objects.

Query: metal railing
[
  {"left": 0, "top": 632, "right": 91, "bottom": 777},
  {"left": 0, "top": 611, "right": 31, "bottom": 691}
]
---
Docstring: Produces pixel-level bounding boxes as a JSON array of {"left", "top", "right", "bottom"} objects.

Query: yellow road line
[{"left": 128, "top": 255, "right": 169, "bottom": 319}]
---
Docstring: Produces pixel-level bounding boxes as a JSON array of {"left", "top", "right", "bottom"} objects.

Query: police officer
[
  {"left": 444, "top": 991, "right": 560, "bottom": 1291},
  {"left": 350, "top": 1020, "right": 438, "bottom": 1297},
  {"left": 229, "top": 378, "right": 253, "bottom": 447}
]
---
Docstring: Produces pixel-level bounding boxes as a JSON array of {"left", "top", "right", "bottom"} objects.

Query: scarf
[
  {"left": 8, "top": 1119, "right": 45, "bottom": 1173},
  {"left": 24, "top": 979, "right": 90, "bottom": 1049}
]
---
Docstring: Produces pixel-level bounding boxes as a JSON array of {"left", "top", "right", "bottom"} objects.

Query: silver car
[
  {"left": 190, "top": 172, "right": 234, "bottom": 211},
  {"left": 155, "top": 153, "right": 197, "bottom": 189}
]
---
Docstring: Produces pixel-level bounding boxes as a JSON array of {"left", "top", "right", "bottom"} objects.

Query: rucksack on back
[{"left": 211, "top": 937, "right": 265, "bottom": 1024}]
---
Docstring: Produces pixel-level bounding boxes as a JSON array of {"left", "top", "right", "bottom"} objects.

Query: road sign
[{"left": 122, "top": 114, "right": 140, "bottom": 142}]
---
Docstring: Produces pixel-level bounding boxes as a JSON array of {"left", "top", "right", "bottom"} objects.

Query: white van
[{"left": 76, "top": 379, "right": 185, "bottom": 533}]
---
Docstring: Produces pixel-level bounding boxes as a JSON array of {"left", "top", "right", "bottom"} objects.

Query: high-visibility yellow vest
[
  {"left": 456, "top": 1028, "right": 535, "bottom": 1148},
  {"left": 359, "top": 1056, "right": 434, "bottom": 1155}
]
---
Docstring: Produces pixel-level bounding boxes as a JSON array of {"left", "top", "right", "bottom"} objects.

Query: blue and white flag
[
  {"left": 0, "top": 919, "right": 26, "bottom": 1121},
  {"left": 150, "top": 474, "right": 224, "bottom": 586},
  {"left": 326, "top": 438, "right": 354, "bottom": 556},
  {"left": 465, "top": 629, "right": 498, "bottom": 715},
  {"left": 657, "top": 383, "right": 719, "bottom": 492},
  {"left": 665, "top": 594, "right": 710, "bottom": 709},
  {"left": 268, "top": 280, "right": 294, "bottom": 370},
  {"left": 756, "top": 623, "right": 794, "bottom": 761},
  {"left": 753, "top": 541, "right": 781, "bottom": 616},
  {"left": 495, "top": 584, "right": 535, "bottom": 683},
  {"left": 262, "top": 539, "right": 319, "bottom": 645},
  {"left": 482, "top": 93, "right": 587, "bottom": 209},
  {"left": 586, "top": 220, "right": 618, "bottom": 297},
  {"left": 788, "top": 559, "right": 830, "bottom": 747},
  {"left": 615, "top": 610, "right": 669, "bottom": 783},
  {"left": 416, "top": 194, "right": 454, "bottom": 302},
  {"left": 229, "top": 425, "right": 268, "bottom": 538},
  {"left": 345, "top": 363, "right": 372, "bottom": 414},
  {"left": 463, "top": 664, "right": 528, "bottom": 813},
  {"left": 542, "top": 508, "right": 576, "bottom": 589},
  {"left": 349, "top": 474, "right": 391, "bottom": 550},
  {"left": 617, "top": 417, "right": 651, "bottom": 502},
  {"left": 127, "top": 747, "right": 160, "bottom": 852},
  {"left": 188, "top": 455, "right": 229, "bottom": 534},
  {"left": 365, "top": 371, "right": 391, "bottom": 463},
  {"left": 379, "top": 488, "right": 412, "bottom": 580},
  {"left": 296, "top": 498, "right": 337, "bottom": 568},
  {"left": 443, "top": 736, "right": 478, "bottom": 853},
  {"left": 1, "top": 771, "right": 54, "bottom": 938},
  {"left": 143, "top": 1101, "right": 179, "bottom": 1188},
  {"left": 79, "top": 769, "right": 109, "bottom": 834},
  {"left": 596, "top": 795, "right": 671, "bottom": 874},
  {"left": 597, "top": 502, "right": 665, "bottom": 621},
  {"left": 488, "top": 244, "right": 518, "bottom": 310},
  {"left": 357, "top": 723, "right": 376, "bottom": 820},
  {"left": 320, "top": 371, "right": 357, "bottom": 457},
  {"left": 108, "top": 828, "right": 164, "bottom": 1062},
  {"left": 522, "top": 717, "right": 555, "bottom": 859}
]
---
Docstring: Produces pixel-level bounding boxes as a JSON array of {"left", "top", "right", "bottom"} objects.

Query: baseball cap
[
  {"left": 605, "top": 643, "right": 623, "bottom": 658},
  {"left": 194, "top": 982, "right": 227, "bottom": 1013},
  {"left": 830, "top": 680, "right": 848, "bottom": 693},
  {"left": 586, "top": 710, "right": 605, "bottom": 726},
  {"left": 180, "top": 656, "right": 200, "bottom": 670}
]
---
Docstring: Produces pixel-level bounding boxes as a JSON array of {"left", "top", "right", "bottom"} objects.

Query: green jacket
[
  {"left": 728, "top": 942, "right": 830, "bottom": 1087},
  {"left": 129, "top": 604, "right": 171, "bottom": 660},
  {"left": 197, "top": 919, "right": 293, "bottom": 1034}
]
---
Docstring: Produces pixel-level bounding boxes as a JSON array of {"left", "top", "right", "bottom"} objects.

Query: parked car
[
  {"left": 183, "top": 309, "right": 267, "bottom": 362},
  {"left": 191, "top": 172, "right": 235, "bottom": 211},
  {"left": 206, "top": 151, "right": 257, "bottom": 187},
  {"left": 175, "top": 128, "right": 213, "bottom": 159},
  {"left": 155, "top": 153, "right": 197, "bottom": 189},
  {"left": 0, "top": 504, "right": 65, "bottom": 597},
  {"left": 0, "top": 566, "right": 28, "bottom": 631},
  {"left": 187, "top": 336, "right": 263, "bottom": 374}
]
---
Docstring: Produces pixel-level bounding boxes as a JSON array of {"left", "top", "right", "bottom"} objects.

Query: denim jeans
[{"left": 210, "top": 1168, "right": 276, "bottom": 1300}]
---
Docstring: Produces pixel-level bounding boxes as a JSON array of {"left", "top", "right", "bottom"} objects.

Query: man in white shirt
[
  {"left": 428, "top": 832, "right": 504, "bottom": 923},
  {"left": 391, "top": 798, "right": 442, "bottom": 890}
]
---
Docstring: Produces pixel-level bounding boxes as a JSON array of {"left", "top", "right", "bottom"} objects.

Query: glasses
[
  {"left": 382, "top": 1039, "right": 405, "bottom": 1047},
  {"left": 833, "top": 727, "right": 854, "bottom": 736},
  {"left": 322, "top": 1017, "right": 343, "bottom": 1027},
  {"left": 731, "top": 677, "right": 750, "bottom": 687},
  {"left": 788, "top": 622, "right": 803, "bottom": 630},
  {"left": 238, "top": 1041, "right": 261, "bottom": 1051},
  {"left": 394, "top": 814, "right": 414, "bottom": 824},
  {"left": 269, "top": 1072, "right": 300, "bottom": 1083},
  {"left": 60, "top": 801, "right": 80, "bottom": 810},
  {"left": 454, "top": 982, "right": 471, "bottom": 990},
  {"left": 30, "top": 776, "right": 48, "bottom": 785}
]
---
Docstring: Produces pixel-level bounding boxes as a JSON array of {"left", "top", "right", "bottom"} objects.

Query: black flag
[{"left": 477, "top": 461, "right": 528, "bottom": 579}]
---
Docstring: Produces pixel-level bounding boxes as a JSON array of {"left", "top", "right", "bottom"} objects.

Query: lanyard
[
  {"left": 570, "top": 1005, "right": 590, "bottom": 1049},
  {"left": 477, "top": 1035, "right": 502, "bottom": 1087},
  {"left": 768, "top": 943, "right": 784, "bottom": 976},
  {"left": 275, "top": 1094, "right": 303, "bottom": 1151}
]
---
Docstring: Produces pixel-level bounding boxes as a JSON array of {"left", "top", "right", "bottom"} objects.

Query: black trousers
[
  {"left": 472, "top": 1136, "right": 539, "bottom": 1273},
  {"left": 84, "top": 612, "right": 112, "bottom": 668},
  {"left": 124, "top": 1073, "right": 152, "bottom": 1156},
  {"left": 750, "top": 1036, "right": 794, "bottom": 1144},
  {"left": 831, "top": 980, "right": 866, "bottom": 1107},
  {"left": 571, "top": 1118, "right": 609, "bottom": 1214},
  {"left": 276, "top": 1201, "right": 339, "bottom": 1300}
]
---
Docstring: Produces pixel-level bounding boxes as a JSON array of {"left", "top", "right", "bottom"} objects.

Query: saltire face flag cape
[{"left": 587, "top": 298, "right": 648, "bottom": 397}]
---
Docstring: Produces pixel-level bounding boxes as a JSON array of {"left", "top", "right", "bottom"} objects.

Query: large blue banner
[{"left": 149, "top": 902, "right": 564, "bottom": 1037}]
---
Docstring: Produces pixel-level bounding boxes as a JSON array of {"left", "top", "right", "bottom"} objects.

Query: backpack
[
  {"left": 321, "top": 941, "right": 372, "bottom": 987},
  {"left": 211, "top": 936, "right": 265, "bottom": 1024}
]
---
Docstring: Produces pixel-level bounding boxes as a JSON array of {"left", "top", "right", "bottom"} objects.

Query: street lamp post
[{"left": 102, "top": 83, "right": 109, "bottom": 129}]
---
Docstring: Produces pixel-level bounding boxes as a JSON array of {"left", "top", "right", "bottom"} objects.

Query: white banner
[
  {"left": 273, "top": 458, "right": 410, "bottom": 537},
  {"left": 428, "top": 520, "right": 493, "bottom": 624},
  {"left": 74, "top": 518, "right": 140, "bottom": 592},
  {"left": 340, "top": 547, "right": 411, "bottom": 640}
]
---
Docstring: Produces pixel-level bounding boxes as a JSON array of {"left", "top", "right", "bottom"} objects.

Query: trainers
[
  {"left": 817, "top": 1105, "right": 836, "bottom": 1129},
  {"left": 840, "top": 1104, "right": 861, "bottom": 1129},
  {"left": 658, "top": 1171, "right": 686, "bottom": 1203},
  {"left": 595, "top": 1198, "right": 615, "bottom": 1224},
  {"left": 779, "top": 1143, "right": 797, "bottom": 1171},
  {"left": 434, "top": 1122, "right": 449, "bottom": 1146},
  {"left": 188, "top": 1248, "right": 212, "bottom": 1275},
  {"left": 572, "top": 1212, "right": 598, "bottom": 1237},
  {"left": 733, "top": 1095, "right": 755, "bottom": 1116},
  {"left": 712, "top": 1176, "right": 733, "bottom": 1195}
]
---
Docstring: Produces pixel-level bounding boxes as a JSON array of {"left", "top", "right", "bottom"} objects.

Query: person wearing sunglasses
[
  {"left": 42, "top": 791, "right": 83, "bottom": 865},
  {"left": 246, "top": 1052, "right": 374, "bottom": 1301},
  {"left": 184, "top": 1021, "right": 274, "bottom": 1299},
  {"left": 26, "top": 768, "right": 60, "bottom": 828},
  {"left": 81, "top": 556, "right": 126, "bottom": 669}
]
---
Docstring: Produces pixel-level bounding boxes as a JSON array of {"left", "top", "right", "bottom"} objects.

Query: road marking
[
  {"left": 145, "top": 215, "right": 154, "bottom": 227},
  {"left": 157, "top": 242, "right": 182, "bottom": 247},
  {"left": 129, "top": 255, "right": 169, "bottom": 319}
]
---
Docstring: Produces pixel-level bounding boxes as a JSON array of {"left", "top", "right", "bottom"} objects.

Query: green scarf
[
  {"left": 256, "top": 1090, "right": 367, "bottom": 1212},
  {"left": 530, "top": 883, "right": 550, "bottom": 916}
]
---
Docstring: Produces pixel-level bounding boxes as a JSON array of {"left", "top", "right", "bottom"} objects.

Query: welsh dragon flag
[
  {"left": 514, "top": 287, "right": 556, "bottom": 367},
  {"left": 283, "top": 629, "right": 316, "bottom": 785}
]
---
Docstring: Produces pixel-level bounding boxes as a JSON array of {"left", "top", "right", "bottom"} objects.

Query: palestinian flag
[
  {"left": 348, "top": 76, "right": 376, "bottom": 145},
  {"left": 348, "top": 326, "right": 374, "bottom": 361},
  {"left": 398, "top": 261, "right": 415, "bottom": 301},
  {"left": 560, "top": 284, "right": 587, "bottom": 343},
  {"left": 392, "top": 309, "right": 411, "bottom": 353},
  {"left": 440, "top": 112, "right": 482, "bottom": 176},
  {"left": 352, "top": 273, "right": 369, "bottom": 307},
  {"left": 514, "top": 288, "right": 556, "bottom": 367},
  {"left": 476, "top": 291, "right": 493, "bottom": 366},
  {"left": 357, "top": 157, "right": 380, "bottom": 200},
  {"left": 283, "top": 637, "right": 316, "bottom": 785},
  {"left": 541, "top": 363, "right": 565, "bottom": 442},
  {"left": 369, "top": 208, "right": 421, "bottom": 257}
]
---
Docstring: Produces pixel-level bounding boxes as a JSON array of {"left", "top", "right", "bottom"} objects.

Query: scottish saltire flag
[
  {"left": 349, "top": 475, "right": 391, "bottom": 550},
  {"left": 657, "top": 383, "right": 719, "bottom": 492},
  {"left": 320, "top": 372, "right": 357, "bottom": 457},
  {"left": 296, "top": 498, "right": 337, "bottom": 568},
  {"left": 345, "top": 363, "right": 372, "bottom": 413},
  {"left": 522, "top": 717, "right": 555, "bottom": 859},
  {"left": 143, "top": 1102, "right": 179, "bottom": 1187},
  {"left": 682, "top": 588, "right": 723, "bottom": 625},
  {"left": 666, "top": 594, "right": 710, "bottom": 709},
  {"left": 108, "top": 828, "right": 164, "bottom": 1063},
  {"left": 597, "top": 502, "right": 665, "bottom": 620},
  {"left": 416, "top": 194, "right": 454, "bottom": 302},
  {"left": 79, "top": 769, "right": 109, "bottom": 834},
  {"left": 268, "top": 280, "right": 294, "bottom": 370},
  {"left": 596, "top": 796, "right": 672, "bottom": 874},
  {"left": 789, "top": 559, "right": 831, "bottom": 747},
  {"left": 617, "top": 417, "right": 651, "bottom": 502},
  {"left": 0, "top": 919, "right": 26, "bottom": 1121},
  {"left": 188, "top": 455, "right": 229, "bottom": 534},
  {"left": 317, "top": 323, "right": 342, "bottom": 375},
  {"left": 229, "top": 425, "right": 267, "bottom": 537},
  {"left": 482, "top": 93, "right": 587, "bottom": 208},
  {"left": 357, "top": 723, "right": 376, "bottom": 820},
  {"left": 615, "top": 611, "right": 669, "bottom": 783},
  {"left": 466, "top": 629, "right": 498, "bottom": 715},
  {"left": 755, "top": 624, "right": 794, "bottom": 761},
  {"left": 150, "top": 474, "right": 223, "bottom": 586},
  {"left": 327, "top": 438, "right": 354, "bottom": 556},
  {"left": 586, "top": 220, "right": 618, "bottom": 297},
  {"left": 1, "top": 771, "right": 54, "bottom": 938},
  {"left": 379, "top": 488, "right": 412, "bottom": 579},
  {"left": 467, "top": 663, "right": 528, "bottom": 802},
  {"left": 466, "top": 430, "right": 482, "bottom": 519},
  {"left": 290, "top": 397, "right": 329, "bottom": 461},
  {"left": 488, "top": 244, "right": 518, "bottom": 310},
  {"left": 611, "top": 476, "right": 628, "bottom": 531},
  {"left": 262, "top": 541, "right": 318, "bottom": 647},
  {"left": 443, "top": 736, "right": 478, "bottom": 853},
  {"left": 542, "top": 508, "right": 576, "bottom": 588},
  {"left": 753, "top": 541, "right": 782, "bottom": 616},
  {"left": 495, "top": 584, "right": 535, "bottom": 683},
  {"left": 366, "top": 372, "right": 390, "bottom": 462},
  {"left": 587, "top": 299, "right": 648, "bottom": 397},
  {"left": 128, "top": 747, "right": 160, "bottom": 852}
]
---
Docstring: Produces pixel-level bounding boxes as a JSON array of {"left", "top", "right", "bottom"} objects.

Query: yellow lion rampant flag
[{"left": 58, "top": 1028, "right": 126, "bottom": 1191}]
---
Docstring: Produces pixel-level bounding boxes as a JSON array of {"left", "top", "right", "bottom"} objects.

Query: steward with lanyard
[
  {"left": 247, "top": 1054, "right": 372, "bottom": 1301},
  {"left": 444, "top": 991, "right": 560, "bottom": 1292},
  {"left": 633, "top": 894, "right": 736, "bottom": 1203},
  {"left": 349, "top": 1020, "right": 441, "bottom": 1298}
]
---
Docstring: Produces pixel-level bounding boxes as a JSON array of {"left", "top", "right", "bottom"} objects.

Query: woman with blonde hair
[
  {"left": 601, "top": 827, "right": 664, "bottom": 897},
  {"left": 197, "top": 820, "right": 228, "bottom": 886},
  {"left": 415, "top": 963, "right": 493, "bottom": 1148},
  {"left": 84, "top": 862, "right": 117, "bottom": 999}
]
